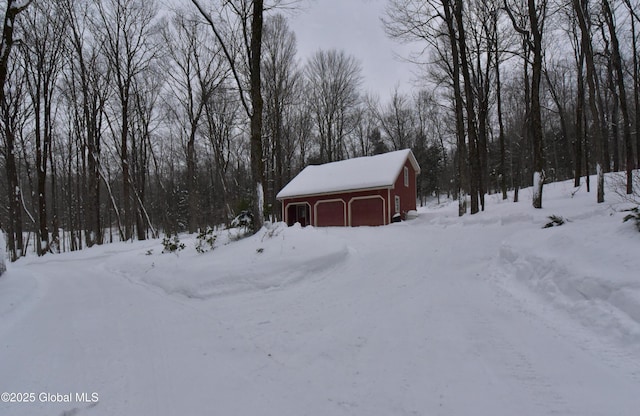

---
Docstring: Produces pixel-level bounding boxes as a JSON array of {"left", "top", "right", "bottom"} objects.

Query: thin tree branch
[{"left": 190, "top": 0, "right": 252, "bottom": 117}]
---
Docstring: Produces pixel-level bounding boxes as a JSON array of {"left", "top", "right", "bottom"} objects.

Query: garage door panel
[
  {"left": 315, "top": 200, "right": 346, "bottom": 227},
  {"left": 350, "top": 197, "right": 385, "bottom": 226}
]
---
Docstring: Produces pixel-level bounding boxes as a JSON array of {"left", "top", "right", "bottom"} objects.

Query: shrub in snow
[
  {"left": 543, "top": 215, "right": 568, "bottom": 228},
  {"left": 228, "top": 211, "right": 255, "bottom": 241},
  {"left": 195, "top": 227, "right": 217, "bottom": 253},
  {"left": 610, "top": 171, "right": 640, "bottom": 205},
  {"left": 622, "top": 207, "right": 640, "bottom": 232},
  {"left": 162, "top": 235, "right": 185, "bottom": 253},
  {"left": 230, "top": 210, "right": 253, "bottom": 229}
]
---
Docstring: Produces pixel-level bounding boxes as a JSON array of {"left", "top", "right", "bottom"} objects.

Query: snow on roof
[{"left": 277, "top": 149, "right": 420, "bottom": 199}]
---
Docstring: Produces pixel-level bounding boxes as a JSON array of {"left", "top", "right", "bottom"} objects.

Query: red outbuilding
[{"left": 276, "top": 149, "right": 421, "bottom": 227}]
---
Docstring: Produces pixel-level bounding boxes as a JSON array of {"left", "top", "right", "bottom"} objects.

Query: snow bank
[
  {"left": 0, "top": 269, "right": 37, "bottom": 320},
  {"left": 108, "top": 223, "right": 350, "bottom": 299},
  {"left": 494, "top": 177, "right": 640, "bottom": 348}
]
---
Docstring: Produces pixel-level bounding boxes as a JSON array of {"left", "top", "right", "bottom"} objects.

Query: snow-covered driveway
[{"left": 1, "top": 185, "right": 639, "bottom": 415}]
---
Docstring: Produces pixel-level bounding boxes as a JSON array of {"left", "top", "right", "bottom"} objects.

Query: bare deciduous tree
[
  {"left": 94, "top": 0, "right": 159, "bottom": 240},
  {"left": 20, "top": 2, "right": 66, "bottom": 255},
  {"left": 305, "top": 48, "right": 362, "bottom": 163},
  {"left": 262, "top": 13, "right": 301, "bottom": 219},
  {"left": 602, "top": 0, "right": 633, "bottom": 195},
  {"left": 1, "top": 0, "right": 31, "bottom": 261},
  {"left": 374, "top": 87, "right": 415, "bottom": 152},
  {"left": 573, "top": 0, "right": 606, "bottom": 203},
  {"left": 161, "top": 10, "right": 228, "bottom": 232},
  {"left": 191, "top": 0, "right": 268, "bottom": 231},
  {"left": 61, "top": 0, "right": 111, "bottom": 248},
  {"left": 504, "top": 0, "right": 548, "bottom": 209}
]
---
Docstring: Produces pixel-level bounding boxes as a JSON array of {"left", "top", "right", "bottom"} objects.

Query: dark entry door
[
  {"left": 296, "top": 205, "right": 308, "bottom": 226},
  {"left": 286, "top": 203, "right": 310, "bottom": 226}
]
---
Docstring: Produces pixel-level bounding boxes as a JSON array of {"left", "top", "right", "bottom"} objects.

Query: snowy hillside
[{"left": 0, "top": 174, "right": 639, "bottom": 416}]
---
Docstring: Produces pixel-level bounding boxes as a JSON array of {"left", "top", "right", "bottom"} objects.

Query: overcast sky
[{"left": 287, "top": 0, "right": 419, "bottom": 98}]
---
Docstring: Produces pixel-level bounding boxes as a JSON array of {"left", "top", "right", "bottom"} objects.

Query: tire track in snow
[
  {"left": 468, "top": 311, "right": 570, "bottom": 415},
  {"left": 494, "top": 243, "right": 640, "bottom": 383}
]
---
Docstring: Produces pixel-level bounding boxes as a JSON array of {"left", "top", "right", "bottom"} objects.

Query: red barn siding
[
  {"left": 315, "top": 200, "right": 347, "bottom": 226},
  {"left": 349, "top": 196, "right": 386, "bottom": 226},
  {"left": 390, "top": 159, "right": 418, "bottom": 219}
]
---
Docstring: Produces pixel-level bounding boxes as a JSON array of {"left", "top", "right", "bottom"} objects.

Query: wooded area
[{"left": 1, "top": 0, "right": 639, "bottom": 261}]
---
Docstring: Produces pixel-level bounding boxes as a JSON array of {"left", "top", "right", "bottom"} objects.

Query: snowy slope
[{"left": 0, "top": 174, "right": 639, "bottom": 416}]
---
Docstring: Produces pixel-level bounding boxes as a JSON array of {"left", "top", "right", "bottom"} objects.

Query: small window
[
  {"left": 297, "top": 205, "right": 306, "bottom": 218},
  {"left": 395, "top": 195, "right": 400, "bottom": 213},
  {"left": 404, "top": 166, "right": 409, "bottom": 187}
]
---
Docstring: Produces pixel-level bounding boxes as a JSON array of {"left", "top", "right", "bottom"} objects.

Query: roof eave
[{"left": 277, "top": 184, "right": 394, "bottom": 201}]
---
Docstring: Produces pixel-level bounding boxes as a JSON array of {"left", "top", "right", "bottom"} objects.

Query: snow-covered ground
[{"left": 1, "top": 174, "right": 639, "bottom": 416}]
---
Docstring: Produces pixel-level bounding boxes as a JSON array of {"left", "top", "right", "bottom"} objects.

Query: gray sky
[{"left": 288, "top": 0, "right": 418, "bottom": 98}]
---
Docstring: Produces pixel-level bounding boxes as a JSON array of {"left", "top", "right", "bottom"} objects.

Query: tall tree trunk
[
  {"left": 504, "top": 0, "right": 546, "bottom": 207},
  {"left": 442, "top": 0, "right": 468, "bottom": 216},
  {"left": 606, "top": 56, "right": 620, "bottom": 173},
  {"left": 516, "top": 36, "right": 531, "bottom": 204},
  {"left": 495, "top": 32, "right": 508, "bottom": 199},
  {"left": 49, "top": 130, "right": 60, "bottom": 252},
  {"left": 584, "top": 106, "right": 591, "bottom": 192},
  {"left": 0, "top": 0, "right": 31, "bottom": 261},
  {"left": 603, "top": 0, "right": 634, "bottom": 194},
  {"left": 544, "top": 65, "right": 573, "bottom": 181},
  {"left": 44, "top": 80, "right": 56, "bottom": 252},
  {"left": 192, "top": 0, "right": 266, "bottom": 231},
  {"left": 88, "top": 114, "right": 103, "bottom": 246},
  {"left": 476, "top": 14, "right": 493, "bottom": 208},
  {"left": 23, "top": 1, "right": 66, "bottom": 255},
  {"left": 574, "top": 0, "right": 605, "bottom": 203},
  {"left": 477, "top": 87, "right": 488, "bottom": 210},
  {"left": 274, "top": 104, "right": 284, "bottom": 221},
  {"left": 3, "top": 121, "right": 24, "bottom": 261},
  {"left": 250, "top": 0, "right": 265, "bottom": 230},
  {"left": 187, "top": 125, "right": 198, "bottom": 233},
  {"left": 528, "top": 0, "right": 546, "bottom": 209},
  {"left": 66, "top": 2, "right": 102, "bottom": 247},
  {"left": 629, "top": 2, "right": 640, "bottom": 169},
  {"left": 454, "top": 0, "right": 481, "bottom": 215},
  {"left": 122, "top": 98, "right": 132, "bottom": 240},
  {"left": 35, "top": 95, "right": 49, "bottom": 255},
  {"left": 575, "top": 47, "right": 585, "bottom": 187}
]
